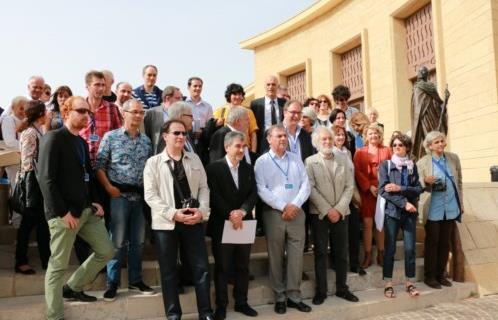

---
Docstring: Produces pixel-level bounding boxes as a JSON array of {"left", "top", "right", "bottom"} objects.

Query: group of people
[{"left": 0, "top": 68, "right": 463, "bottom": 320}]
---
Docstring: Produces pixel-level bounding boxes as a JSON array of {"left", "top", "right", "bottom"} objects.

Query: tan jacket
[
  {"left": 144, "top": 151, "right": 210, "bottom": 230},
  {"left": 417, "top": 152, "right": 463, "bottom": 225},
  {"left": 305, "top": 153, "right": 354, "bottom": 220}
]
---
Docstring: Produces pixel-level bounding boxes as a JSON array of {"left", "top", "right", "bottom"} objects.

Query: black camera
[
  {"left": 432, "top": 181, "right": 447, "bottom": 192},
  {"left": 182, "top": 198, "right": 199, "bottom": 209}
]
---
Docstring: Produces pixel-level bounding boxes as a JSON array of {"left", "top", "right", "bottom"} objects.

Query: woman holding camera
[
  {"left": 144, "top": 119, "right": 213, "bottom": 320},
  {"left": 417, "top": 131, "right": 463, "bottom": 289}
]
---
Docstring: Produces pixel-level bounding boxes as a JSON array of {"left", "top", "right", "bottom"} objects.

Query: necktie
[{"left": 270, "top": 100, "right": 277, "bottom": 125}]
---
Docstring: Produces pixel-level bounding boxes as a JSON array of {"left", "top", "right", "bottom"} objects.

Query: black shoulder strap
[{"left": 166, "top": 159, "right": 186, "bottom": 200}]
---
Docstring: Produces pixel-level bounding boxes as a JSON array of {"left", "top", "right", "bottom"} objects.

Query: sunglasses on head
[{"left": 169, "top": 131, "right": 187, "bottom": 137}]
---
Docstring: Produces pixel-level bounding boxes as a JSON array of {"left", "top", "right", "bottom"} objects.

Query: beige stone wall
[{"left": 246, "top": 0, "right": 498, "bottom": 182}]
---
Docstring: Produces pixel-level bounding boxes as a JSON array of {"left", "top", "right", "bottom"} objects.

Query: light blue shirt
[
  {"left": 428, "top": 155, "right": 460, "bottom": 221},
  {"left": 285, "top": 125, "right": 302, "bottom": 161},
  {"left": 186, "top": 97, "right": 213, "bottom": 129},
  {"left": 254, "top": 149, "right": 311, "bottom": 211}
]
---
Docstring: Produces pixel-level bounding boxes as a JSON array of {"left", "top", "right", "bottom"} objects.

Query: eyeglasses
[
  {"left": 169, "top": 131, "right": 188, "bottom": 136},
  {"left": 124, "top": 110, "right": 146, "bottom": 116},
  {"left": 319, "top": 100, "right": 328, "bottom": 104},
  {"left": 182, "top": 114, "right": 193, "bottom": 118},
  {"left": 73, "top": 108, "right": 93, "bottom": 116},
  {"left": 393, "top": 143, "right": 405, "bottom": 147},
  {"left": 287, "top": 111, "right": 302, "bottom": 116}
]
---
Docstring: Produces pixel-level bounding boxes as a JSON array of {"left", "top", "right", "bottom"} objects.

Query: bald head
[
  {"left": 116, "top": 82, "right": 133, "bottom": 105},
  {"left": 28, "top": 76, "right": 45, "bottom": 100},
  {"left": 264, "top": 75, "right": 279, "bottom": 99}
]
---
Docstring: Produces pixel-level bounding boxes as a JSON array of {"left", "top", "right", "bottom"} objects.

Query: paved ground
[{"left": 366, "top": 294, "right": 498, "bottom": 320}]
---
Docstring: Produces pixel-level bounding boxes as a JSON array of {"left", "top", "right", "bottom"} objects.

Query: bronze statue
[{"left": 411, "top": 66, "right": 450, "bottom": 160}]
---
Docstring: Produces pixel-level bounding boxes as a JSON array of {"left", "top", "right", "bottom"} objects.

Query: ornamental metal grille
[
  {"left": 287, "top": 70, "right": 306, "bottom": 103},
  {"left": 341, "top": 46, "right": 364, "bottom": 101}
]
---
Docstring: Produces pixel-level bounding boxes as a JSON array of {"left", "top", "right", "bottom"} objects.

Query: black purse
[{"left": 9, "top": 172, "right": 26, "bottom": 213}]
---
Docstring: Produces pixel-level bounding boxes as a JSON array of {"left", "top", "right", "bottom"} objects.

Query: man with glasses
[
  {"left": 96, "top": 99, "right": 153, "bottom": 301},
  {"left": 332, "top": 85, "right": 359, "bottom": 120},
  {"left": 143, "top": 85, "right": 183, "bottom": 154},
  {"left": 38, "top": 96, "right": 115, "bottom": 320},
  {"left": 144, "top": 119, "right": 213, "bottom": 320}
]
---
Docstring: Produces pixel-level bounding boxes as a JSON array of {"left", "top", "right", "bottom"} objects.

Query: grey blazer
[
  {"left": 305, "top": 153, "right": 354, "bottom": 220},
  {"left": 143, "top": 106, "right": 166, "bottom": 155}
]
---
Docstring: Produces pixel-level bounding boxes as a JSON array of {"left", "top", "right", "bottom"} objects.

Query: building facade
[{"left": 241, "top": 0, "right": 498, "bottom": 182}]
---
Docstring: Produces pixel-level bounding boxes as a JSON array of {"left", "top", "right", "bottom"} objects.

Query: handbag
[
  {"left": 374, "top": 160, "right": 391, "bottom": 232},
  {"left": 9, "top": 172, "right": 26, "bottom": 213}
]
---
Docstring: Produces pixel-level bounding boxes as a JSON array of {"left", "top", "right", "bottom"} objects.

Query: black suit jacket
[
  {"left": 206, "top": 158, "right": 258, "bottom": 239},
  {"left": 260, "top": 127, "right": 315, "bottom": 163},
  {"left": 250, "top": 97, "right": 285, "bottom": 155},
  {"left": 38, "top": 126, "right": 99, "bottom": 221}
]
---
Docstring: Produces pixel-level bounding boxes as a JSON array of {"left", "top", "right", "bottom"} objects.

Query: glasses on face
[
  {"left": 287, "top": 111, "right": 302, "bottom": 116},
  {"left": 73, "top": 108, "right": 93, "bottom": 116},
  {"left": 125, "top": 110, "right": 146, "bottom": 116},
  {"left": 182, "top": 114, "right": 193, "bottom": 118},
  {"left": 319, "top": 100, "right": 328, "bottom": 104},
  {"left": 169, "top": 131, "right": 188, "bottom": 137},
  {"left": 393, "top": 143, "right": 405, "bottom": 147}
]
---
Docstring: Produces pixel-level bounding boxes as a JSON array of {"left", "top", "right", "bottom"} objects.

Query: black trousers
[
  {"left": 154, "top": 223, "right": 212, "bottom": 319},
  {"left": 15, "top": 206, "right": 50, "bottom": 268},
  {"left": 424, "top": 219, "right": 454, "bottom": 281},
  {"left": 211, "top": 237, "right": 251, "bottom": 308},
  {"left": 312, "top": 214, "right": 349, "bottom": 296}
]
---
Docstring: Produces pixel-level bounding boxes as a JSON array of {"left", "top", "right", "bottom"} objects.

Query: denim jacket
[{"left": 378, "top": 160, "right": 423, "bottom": 220}]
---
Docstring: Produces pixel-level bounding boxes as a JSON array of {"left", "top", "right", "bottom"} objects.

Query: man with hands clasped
[{"left": 254, "top": 124, "right": 312, "bottom": 315}]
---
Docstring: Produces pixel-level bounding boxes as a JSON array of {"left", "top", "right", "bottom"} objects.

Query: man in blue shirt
[
  {"left": 133, "top": 65, "right": 163, "bottom": 109},
  {"left": 254, "top": 124, "right": 311, "bottom": 315},
  {"left": 96, "top": 99, "right": 153, "bottom": 301}
]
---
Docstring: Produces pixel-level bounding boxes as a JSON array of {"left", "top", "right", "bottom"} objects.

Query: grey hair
[
  {"left": 224, "top": 131, "right": 246, "bottom": 147},
  {"left": 311, "top": 126, "right": 334, "bottom": 149},
  {"left": 423, "top": 131, "right": 446, "bottom": 154},
  {"left": 28, "top": 75, "right": 45, "bottom": 84},
  {"left": 366, "top": 107, "right": 379, "bottom": 117},
  {"left": 226, "top": 106, "right": 247, "bottom": 125},
  {"left": 168, "top": 101, "right": 192, "bottom": 120},
  {"left": 266, "top": 124, "right": 286, "bottom": 138},
  {"left": 122, "top": 98, "right": 142, "bottom": 111}
]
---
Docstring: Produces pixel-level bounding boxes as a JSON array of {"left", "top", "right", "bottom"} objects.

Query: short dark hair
[
  {"left": 390, "top": 134, "right": 413, "bottom": 154},
  {"left": 224, "top": 83, "right": 245, "bottom": 103},
  {"left": 187, "top": 76, "right": 203, "bottom": 87},
  {"left": 303, "top": 97, "right": 317, "bottom": 107},
  {"left": 329, "top": 108, "right": 346, "bottom": 123},
  {"left": 85, "top": 70, "right": 105, "bottom": 85},
  {"left": 160, "top": 119, "right": 186, "bottom": 135},
  {"left": 142, "top": 64, "right": 158, "bottom": 75},
  {"left": 332, "top": 85, "right": 351, "bottom": 101}
]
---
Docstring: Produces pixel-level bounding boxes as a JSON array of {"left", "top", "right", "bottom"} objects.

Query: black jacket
[
  {"left": 250, "top": 97, "right": 285, "bottom": 155},
  {"left": 206, "top": 158, "right": 258, "bottom": 238},
  {"left": 37, "top": 126, "right": 99, "bottom": 220}
]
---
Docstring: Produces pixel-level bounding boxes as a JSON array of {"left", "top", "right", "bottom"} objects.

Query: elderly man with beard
[{"left": 305, "top": 126, "right": 359, "bottom": 305}]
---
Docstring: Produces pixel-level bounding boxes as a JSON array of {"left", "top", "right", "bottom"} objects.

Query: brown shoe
[{"left": 361, "top": 251, "right": 372, "bottom": 269}]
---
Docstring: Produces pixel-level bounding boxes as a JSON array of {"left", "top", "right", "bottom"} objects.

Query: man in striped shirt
[{"left": 132, "top": 64, "right": 163, "bottom": 109}]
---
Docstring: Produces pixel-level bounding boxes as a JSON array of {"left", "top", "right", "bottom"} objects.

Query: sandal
[
  {"left": 406, "top": 284, "right": 419, "bottom": 297},
  {"left": 384, "top": 286, "right": 395, "bottom": 298}
]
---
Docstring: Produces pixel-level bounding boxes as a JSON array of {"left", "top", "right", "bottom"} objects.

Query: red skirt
[{"left": 359, "top": 190, "right": 376, "bottom": 218}]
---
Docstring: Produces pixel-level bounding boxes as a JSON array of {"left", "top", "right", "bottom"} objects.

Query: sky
[{"left": 0, "top": 0, "right": 315, "bottom": 110}]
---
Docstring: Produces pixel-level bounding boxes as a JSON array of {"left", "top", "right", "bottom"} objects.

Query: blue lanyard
[
  {"left": 287, "top": 129, "right": 299, "bottom": 154},
  {"left": 270, "top": 153, "right": 290, "bottom": 181}
]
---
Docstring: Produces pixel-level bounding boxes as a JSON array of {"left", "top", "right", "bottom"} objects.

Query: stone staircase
[{"left": 0, "top": 224, "right": 476, "bottom": 319}]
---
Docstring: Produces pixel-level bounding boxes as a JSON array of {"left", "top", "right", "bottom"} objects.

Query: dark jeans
[
  {"left": 347, "top": 204, "right": 361, "bottom": 269},
  {"left": 311, "top": 214, "right": 349, "bottom": 296},
  {"left": 383, "top": 214, "right": 416, "bottom": 280},
  {"left": 211, "top": 238, "right": 251, "bottom": 308},
  {"left": 15, "top": 206, "right": 50, "bottom": 268},
  {"left": 424, "top": 219, "right": 454, "bottom": 281},
  {"left": 154, "top": 223, "right": 212, "bottom": 319}
]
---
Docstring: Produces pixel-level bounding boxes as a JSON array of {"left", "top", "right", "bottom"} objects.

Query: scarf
[{"left": 391, "top": 154, "right": 414, "bottom": 174}]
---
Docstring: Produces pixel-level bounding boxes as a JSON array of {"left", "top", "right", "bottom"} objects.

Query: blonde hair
[
  {"left": 349, "top": 112, "right": 369, "bottom": 134},
  {"left": 364, "top": 123, "right": 384, "bottom": 146}
]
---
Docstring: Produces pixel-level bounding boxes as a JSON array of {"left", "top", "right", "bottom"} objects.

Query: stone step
[
  {"left": 0, "top": 241, "right": 424, "bottom": 298},
  {"left": 0, "top": 277, "right": 475, "bottom": 320}
]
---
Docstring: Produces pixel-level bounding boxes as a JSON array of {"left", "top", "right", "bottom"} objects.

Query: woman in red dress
[{"left": 354, "top": 124, "right": 391, "bottom": 269}]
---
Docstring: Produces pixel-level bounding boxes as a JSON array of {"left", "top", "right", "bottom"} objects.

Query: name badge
[
  {"left": 89, "top": 134, "right": 100, "bottom": 142},
  {"left": 285, "top": 183, "right": 293, "bottom": 190},
  {"left": 84, "top": 172, "right": 90, "bottom": 182}
]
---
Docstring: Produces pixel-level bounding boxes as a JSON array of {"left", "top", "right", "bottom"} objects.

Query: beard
[{"left": 319, "top": 147, "right": 333, "bottom": 155}]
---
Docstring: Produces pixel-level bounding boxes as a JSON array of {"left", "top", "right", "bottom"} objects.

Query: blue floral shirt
[{"left": 96, "top": 128, "right": 152, "bottom": 201}]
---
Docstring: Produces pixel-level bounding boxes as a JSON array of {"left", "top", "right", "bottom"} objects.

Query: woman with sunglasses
[
  {"left": 378, "top": 134, "right": 423, "bottom": 298},
  {"left": 315, "top": 94, "right": 333, "bottom": 127}
]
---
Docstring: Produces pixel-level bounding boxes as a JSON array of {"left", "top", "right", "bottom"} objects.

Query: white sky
[{"left": 0, "top": 0, "right": 315, "bottom": 110}]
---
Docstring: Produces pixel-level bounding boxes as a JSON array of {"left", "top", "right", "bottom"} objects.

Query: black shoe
[
  {"left": 312, "top": 294, "right": 326, "bottom": 305},
  {"left": 249, "top": 274, "right": 255, "bottom": 281},
  {"left": 200, "top": 315, "right": 214, "bottom": 320},
  {"left": 62, "top": 284, "right": 97, "bottom": 302},
  {"left": 424, "top": 279, "right": 442, "bottom": 289},
  {"left": 336, "top": 290, "right": 359, "bottom": 302},
  {"left": 358, "top": 267, "right": 367, "bottom": 276},
  {"left": 437, "top": 277, "right": 453, "bottom": 287},
  {"left": 15, "top": 265, "right": 36, "bottom": 275},
  {"left": 302, "top": 272, "right": 310, "bottom": 281},
  {"left": 287, "top": 300, "right": 312, "bottom": 312},
  {"left": 256, "top": 227, "right": 264, "bottom": 237},
  {"left": 274, "top": 301, "right": 286, "bottom": 314},
  {"left": 178, "top": 284, "right": 185, "bottom": 294},
  {"left": 214, "top": 307, "right": 226, "bottom": 320},
  {"left": 129, "top": 281, "right": 155, "bottom": 295},
  {"left": 103, "top": 286, "right": 118, "bottom": 302},
  {"left": 234, "top": 303, "right": 258, "bottom": 317}
]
